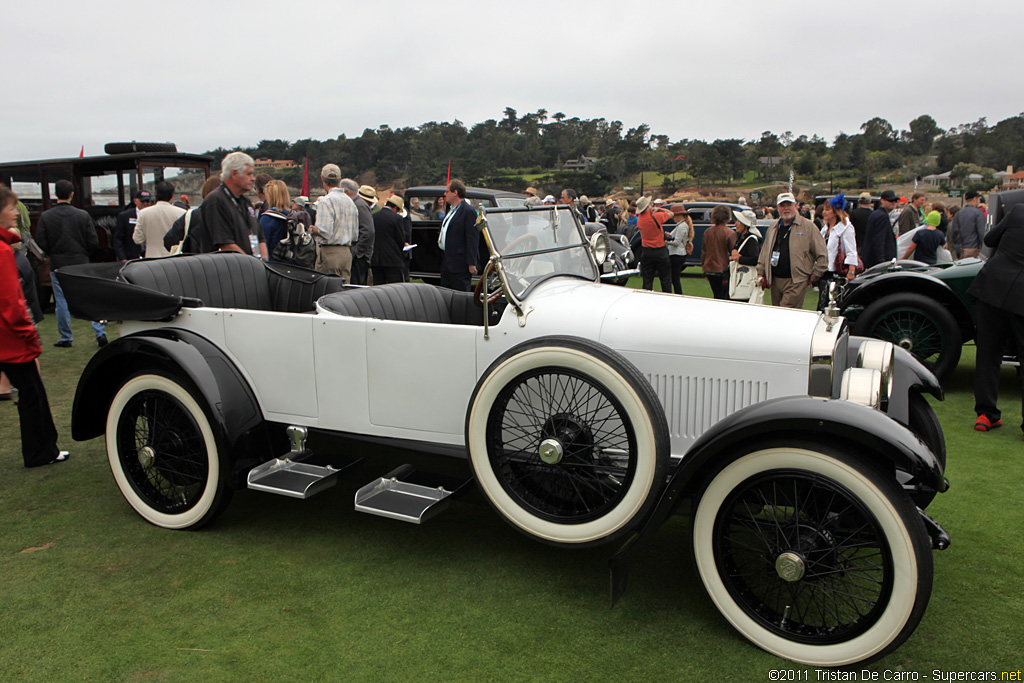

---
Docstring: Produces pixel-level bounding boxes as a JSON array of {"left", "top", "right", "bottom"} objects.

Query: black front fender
[
  {"left": 609, "top": 395, "right": 945, "bottom": 605},
  {"left": 72, "top": 329, "right": 268, "bottom": 473}
]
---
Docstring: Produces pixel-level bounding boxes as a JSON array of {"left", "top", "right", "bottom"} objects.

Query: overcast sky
[{"left": 5, "top": 0, "right": 1022, "bottom": 163}]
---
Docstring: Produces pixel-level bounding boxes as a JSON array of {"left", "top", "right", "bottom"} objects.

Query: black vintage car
[{"left": 404, "top": 186, "right": 527, "bottom": 281}]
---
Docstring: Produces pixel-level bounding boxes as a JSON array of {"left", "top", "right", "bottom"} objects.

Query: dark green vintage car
[{"left": 839, "top": 257, "right": 984, "bottom": 381}]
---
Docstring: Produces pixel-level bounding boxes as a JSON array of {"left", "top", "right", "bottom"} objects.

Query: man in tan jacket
[
  {"left": 133, "top": 181, "right": 185, "bottom": 258},
  {"left": 756, "top": 192, "right": 828, "bottom": 308}
]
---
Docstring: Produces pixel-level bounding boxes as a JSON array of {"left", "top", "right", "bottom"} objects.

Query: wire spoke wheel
[
  {"left": 467, "top": 337, "right": 669, "bottom": 546},
  {"left": 713, "top": 470, "right": 891, "bottom": 643},
  {"left": 116, "top": 389, "right": 208, "bottom": 513},
  {"left": 693, "top": 446, "right": 932, "bottom": 667},
  {"left": 854, "top": 293, "right": 962, "bottom": 380},
  {"left": 869, "top": 308, "right": 945, "bottom": 363},
  {"left": 487, "top": 368, "right": 636, "bottom": 523},
  {"left": 106, "top": 374, "right": 231, "bottom": 529}
]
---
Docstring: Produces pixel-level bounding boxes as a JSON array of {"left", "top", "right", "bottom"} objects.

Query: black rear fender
[
  {"left": 842, "top": 272, "right": 973, "bottom": 341},
  {"left": 72, "top": 329, "right": 275, "bottom": 482}
]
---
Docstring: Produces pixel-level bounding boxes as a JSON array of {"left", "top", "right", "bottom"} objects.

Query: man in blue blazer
[{"left": 438, "top": 179, "right": 479, "bottom": 291}]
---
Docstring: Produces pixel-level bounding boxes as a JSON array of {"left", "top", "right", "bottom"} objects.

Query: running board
[
  {"left": 247, "top": 425, "right": 343, "bottom": 499},
  {"left": 354, "top": 465, "right": 463, "bottom": 524}
]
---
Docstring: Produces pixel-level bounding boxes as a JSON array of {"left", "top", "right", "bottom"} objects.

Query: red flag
[
  {"left": 300, "top": 153, "right": 309, "bottom": 196},
  {"left": 79, "top": 146, "right": 85, "bottom": 158},
  {"left": 446, "top": 160, "right": 451, "bottom": 186}
]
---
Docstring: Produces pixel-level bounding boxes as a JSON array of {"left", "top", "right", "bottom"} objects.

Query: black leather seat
[
  {"left": 119, "top": 253, "right": 347, "bottom": 313},
  {"left": 318, "top": 283, "right": 483, "bottom": 326}
]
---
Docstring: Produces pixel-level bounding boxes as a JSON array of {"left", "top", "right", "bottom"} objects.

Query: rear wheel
[
  {"left": 853, "top": 293, "right": 961, "bottom": 381},
  {"left": 106, "top": 373, "right": 232, "bottom": 529},
  {"left": 692, "top": 444, "right": 932, "bottom": 667}
]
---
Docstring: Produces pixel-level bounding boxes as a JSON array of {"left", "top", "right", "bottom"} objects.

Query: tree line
[{"left": 206, "top": 108, "right": 1024, "bottom": 196}]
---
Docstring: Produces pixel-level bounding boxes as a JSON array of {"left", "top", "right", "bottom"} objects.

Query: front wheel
[
  {"left": 466, "top": 337, "right": 670, "bottom": 546},
  {"left": 692, "top": 444, "right": 932, "bottom": 667},
  {"left": 853, "top": 293, "right": 961, "bottom": 381},
  {"left": 106, "top": 373, "right": 232, "bottom": 529}
]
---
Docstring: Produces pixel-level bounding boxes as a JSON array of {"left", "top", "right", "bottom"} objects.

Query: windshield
[{"left": 483, "top": 206, "right": 598, "bottom": 299}]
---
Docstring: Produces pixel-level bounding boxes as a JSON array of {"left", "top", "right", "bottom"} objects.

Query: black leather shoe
[
  {"left": 97, "top": 335, "right": 108, "bottom": 347},
  {"left": 54, "top": 340, "right": 72, "bottom": 348}
]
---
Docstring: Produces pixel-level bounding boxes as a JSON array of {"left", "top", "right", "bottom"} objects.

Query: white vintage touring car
[{"left": 60, "top": 205, "right": 950, "bottom": 668}]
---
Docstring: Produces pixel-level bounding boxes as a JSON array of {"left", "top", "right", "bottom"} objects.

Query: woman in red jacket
[{"left": 0, "top": 185, "right": 68, "bottom": 467}]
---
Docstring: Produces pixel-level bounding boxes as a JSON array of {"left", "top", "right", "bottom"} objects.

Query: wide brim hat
[
  {"left": 733, "top": 209, "right": 756, "bottom": 228},
  {"left": 358, "top": 185, "right": 378, "bottom": 203},
  {"left": 636, "top": 196, "right": 652, "bottom": 213}
]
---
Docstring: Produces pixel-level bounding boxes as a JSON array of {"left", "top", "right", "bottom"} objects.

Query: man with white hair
[
  {"left": 311, "top": 165, "right": 358, "bottom": 280},
  {"left": 341, "top": 179, "right": 375, "bottom": 285},
  {"left": 197, "top": 151, "right": 265, "bottom": 256}
]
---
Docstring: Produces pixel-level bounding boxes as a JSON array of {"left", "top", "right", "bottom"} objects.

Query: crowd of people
[{"left": 4, "top": 147, "right": 1024, "bottom": 464}]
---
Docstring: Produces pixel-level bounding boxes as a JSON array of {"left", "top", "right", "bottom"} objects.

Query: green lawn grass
[{"left": 2, "top": 296, "right": 1021, "bottom": 681}]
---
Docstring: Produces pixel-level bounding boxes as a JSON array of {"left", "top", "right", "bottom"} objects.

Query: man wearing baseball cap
[
  {"left": 310, "top": 163, "right": 358, "bottom": 280},
  {"left": 756, "top": 192, "right": 827, "bottom": 308},
  {"left": 112, "top": 190, "right": 151, "bottom": 261},
  {"left": 860, "top": 189, "right": 900, "bottom": 268}
]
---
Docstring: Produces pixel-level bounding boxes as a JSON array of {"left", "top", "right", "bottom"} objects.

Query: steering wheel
[
  {"left": 501, "top": 233, "right": 539, "bottom": 270},
  {"left": 473, "top": 261, "right": 505, "bottom": 308}
]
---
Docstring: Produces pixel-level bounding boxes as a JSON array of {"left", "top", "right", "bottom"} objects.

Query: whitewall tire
[
  {"left": 692, "top": 445, "right": 932, "bottom": 667},
  {"left": 106, "top": 373, "right": 231, "bottom": 530},
  {"left": 467, "top": 337, "right": 669, "bottom": 546}
]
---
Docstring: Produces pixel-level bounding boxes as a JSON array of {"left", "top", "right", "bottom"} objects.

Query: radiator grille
[{"left": 646, "top": 374, "right": 768, "bottom": 440}]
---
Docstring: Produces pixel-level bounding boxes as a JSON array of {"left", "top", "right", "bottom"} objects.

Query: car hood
[{"left": 522, "top": 279, "right": 822, "bottom": 367}]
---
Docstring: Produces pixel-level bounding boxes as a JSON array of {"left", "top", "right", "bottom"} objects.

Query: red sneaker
[{"left": 975, "top": 415, "right": 1002, "bottom": 432}]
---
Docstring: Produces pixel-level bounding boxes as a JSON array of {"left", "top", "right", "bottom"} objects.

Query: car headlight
[
  {"left": 840, "top": 368, "right": 882, "bottom": 408},
  {"left": 590, "top": 233, "right": 609, "bottom": 265},
  {"left": 855, "top": 340, "right": 894, "bottom": 404}
]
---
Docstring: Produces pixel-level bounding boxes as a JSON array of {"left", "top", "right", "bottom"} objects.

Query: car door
[{"left": 363, "top": 319, "right": 480, "bottom": 438}]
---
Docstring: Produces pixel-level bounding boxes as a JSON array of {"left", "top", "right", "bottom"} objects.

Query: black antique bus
[{"left": 0, "top": 142, "right": 211, "bottom": 300}]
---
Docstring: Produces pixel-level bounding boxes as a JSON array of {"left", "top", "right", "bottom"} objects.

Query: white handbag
[
  {"left": 728, "top": 235, "right": 758, "bottom": 300},
  {"left": 748, "top": 285, "right": 764, "bottom": 305}
]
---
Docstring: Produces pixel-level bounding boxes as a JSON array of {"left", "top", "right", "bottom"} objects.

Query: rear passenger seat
[{"left": 119, "top": 253, "right": 347, "bottom": 313}]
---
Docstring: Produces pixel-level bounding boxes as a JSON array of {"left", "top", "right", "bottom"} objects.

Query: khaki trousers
[
  {"left": 317, "top": 244, "right": 352, "bottom": 282},
  {"left": 770, "top": 276, "right": 811, "bottom": 308}
]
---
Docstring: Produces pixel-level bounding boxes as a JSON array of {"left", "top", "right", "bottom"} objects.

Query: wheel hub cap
[
  {"left": 775, "top": 552, "right": 806, "bottom": 582},
  {"left": 898, "top": 338, "right": 914, "bottom": 351},
  {"left": 538, "top": 438, "right": 564, "bottom": 465},
  {"left": 138, "top": 446, "right": 156, "bottom": 468}
]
